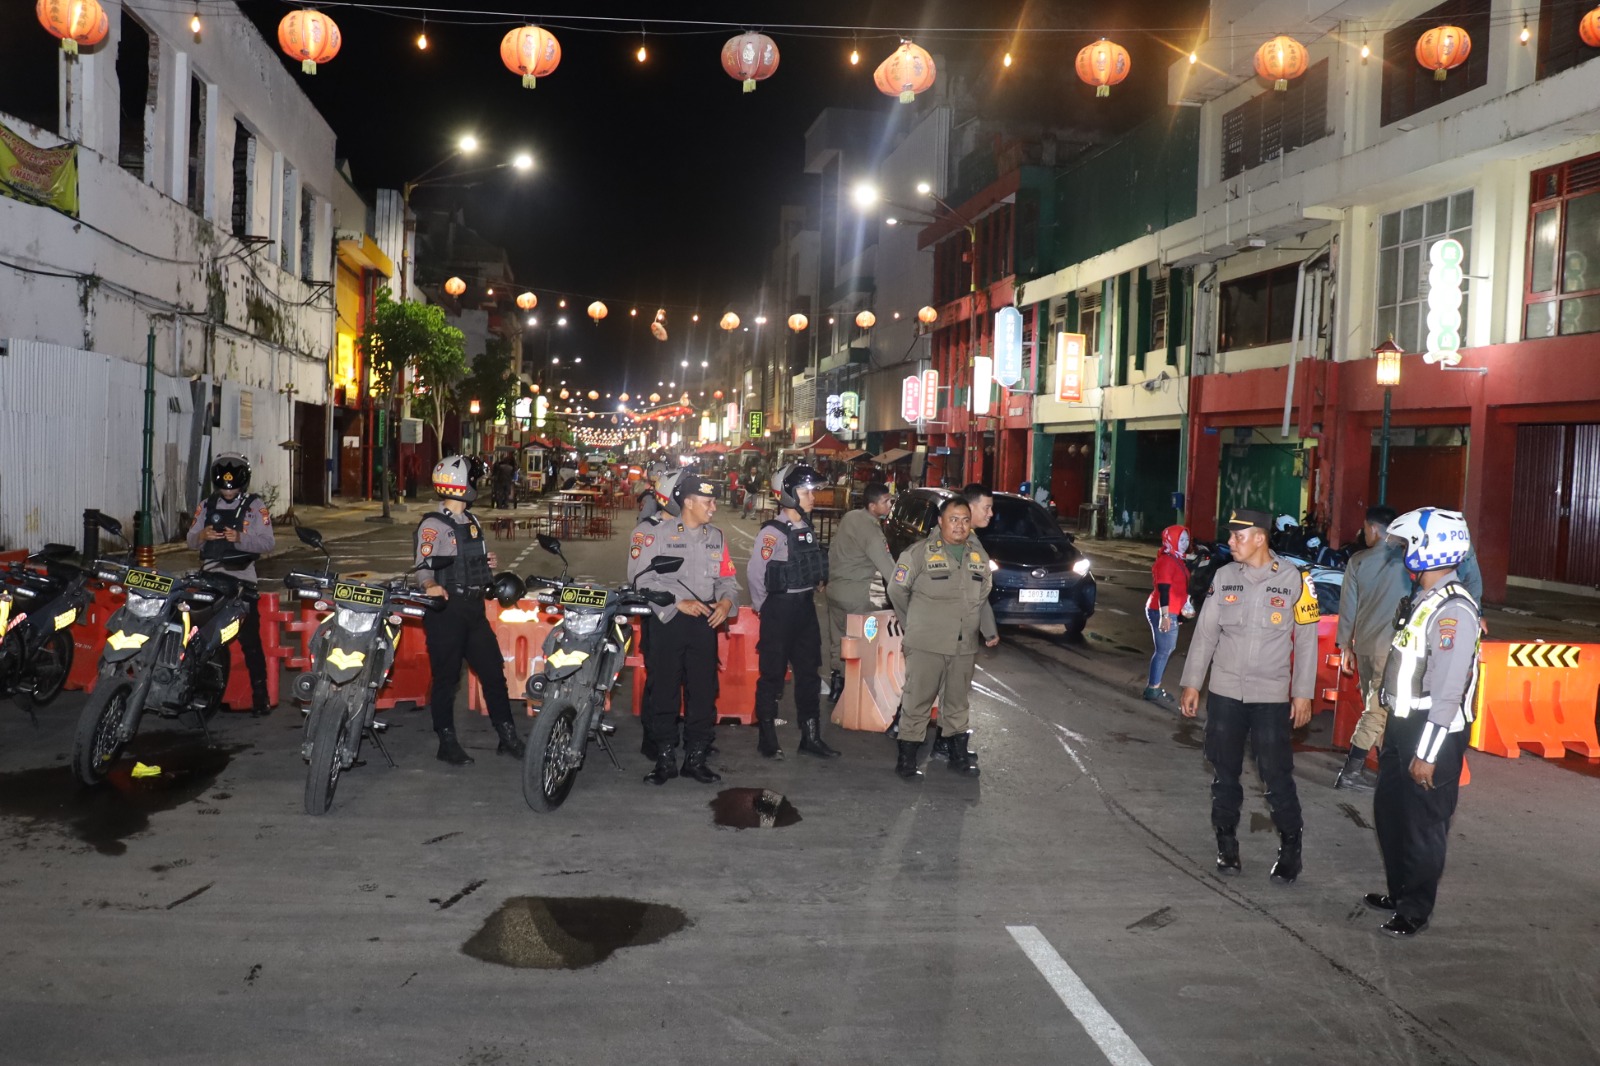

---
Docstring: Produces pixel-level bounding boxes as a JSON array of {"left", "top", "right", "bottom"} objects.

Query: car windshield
[{"left": 984, "top": 496, "right": 1064, "bottom": 540}]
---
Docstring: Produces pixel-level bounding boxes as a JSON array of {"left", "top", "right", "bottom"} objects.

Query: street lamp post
[{"left": 1373, "top": 336, "right": 1404, "bottom": 506}]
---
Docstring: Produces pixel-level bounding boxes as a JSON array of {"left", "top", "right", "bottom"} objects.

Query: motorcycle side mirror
[
  {"left": 297, "top": 526, "right": 324, "bottom": 549},
  {"left": 644, "top": 554, "right": 684, "bottom": 575},
  {"left": 96, "top": 514, "right": 124, "bottom": 538},
  {"left": 36, "top": 543, "right": 77, "bottom": 560},
  {"left": 537, "top": 533, "right": 562, "bottom": 556}
]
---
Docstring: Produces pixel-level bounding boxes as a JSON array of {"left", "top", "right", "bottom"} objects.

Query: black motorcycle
[
  {"left": 284, "top": 526, "right": 454, "bottom": 815},
  {"left": 0, "top": 539, "right": 105, "bottom": 713},
  {"left": 520, "top": 534, "right": 678, "bottom": 812},
  {"left": 73, "top": 551, "right": 256, "bottom": 786}
]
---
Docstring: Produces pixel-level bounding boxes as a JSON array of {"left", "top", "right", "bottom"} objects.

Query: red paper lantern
[
  {"left": 1416, "top": 25, "right": 1471, "bottom": 81},
  {"left": 916, "top": 305, "right": 938, "bottom": 325},
  {"left": 855, "top": 310, "right": 877, "bottom": 330},
  {"left": 1582, "top": 8, "right": 1600, "bottom": 48},
  {"left": 874, "top": 41, "right": 936, "bottom": 104},
  {"left": 278, "top": 9, "right": 341, "bottom": 74},
  {"left": 587, "top": 301, "right": 608, "bottom": 322},
  {"left": 650, "top": 322, "right": 668, "bottom": 341},
  {"left": 516, "top": 292, "right": 537, "bottom": 310},
  {"left": 1076, "top": 38, "right": 1131, "bottom": 97},
  {"left": 36, "top": 0, "right": 107, "bottom": 54},
  {"left": 722, "top": 32, "right": 780, "bottom": 93},
  {"left": 713, "top": 390, "right": 725, "bottom": 400},
  {"left": 588, "top": 390, "right": 600, "bottom": 401},
  {"left": 501, "top": 25, "right": 561, "bottom": 89},
  {"left": 787, "top": 313, "right": 808, "bottom": 332},
  {"left": 1254, "top": 36, "right": 1309, "bottom": 91},
  {"left": 649, "top": 392, "right": 661, "bottom": 404},
  {"left": 720, "top": 312, "right": 741, "bottom": 331}
]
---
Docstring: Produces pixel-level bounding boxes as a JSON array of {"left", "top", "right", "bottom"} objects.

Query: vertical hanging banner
[
  {"left": 971, "top": 356, "right": 993, "bottom": 415},
  {"left": 901, "top": 374, "right": 922, "bottom": 423},
  {"left": 921, "top": 369, "right": 940, "bottom": 420},
  {"left": 1055, "top": 332, "right": 1085, "bottom": 403},
  {"left": 1424, "top": 238, "right": 1464, "bottom": 366},
  {"left": 993, "top": 306, "right": 1023, "bottom": 387}
]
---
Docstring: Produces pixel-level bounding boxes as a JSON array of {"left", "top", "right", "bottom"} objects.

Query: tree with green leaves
[
  {"left": 360, "top": 288, "right": 467, "bottom": 452},
  {"left": 460, "top": 336, "right": 521, "bottom": 425}
]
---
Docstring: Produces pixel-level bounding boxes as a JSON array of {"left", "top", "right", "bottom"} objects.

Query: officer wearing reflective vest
[
  {"left": 186, "top": 452, "right": 276, "bottom": 715},
  {"left": 628, "top": 472, "right": 739, "bottom": 786},
  {"left": 747, "top": 463, "right": 840, "bottom": 760},
  {"left": 414, "top": 455, "right": 524, "bottom": 766},
  {"left": 1366, "top": 507, "right": 1481, "bottom": 939}
]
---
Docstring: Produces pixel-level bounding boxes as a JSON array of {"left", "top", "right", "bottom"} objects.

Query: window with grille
[
  {"left": 1537, "top": 0, "right": 1600, "bottom": 80},
  {"left": 1079, "top": 291, "right": 1102, "bottom": 357},
  {"left": 1525, "top": 151, "right": 1600, "bottom": 339},
  {"left": 1219, "top": 265, "right": 1299, "bottom": 350},
  {"left": 1375, "top": 190, "right": 1473, "bottom": 353},
  {"left": 1220, "top": 60, "right": 1329, "bottom": 180},
  {"left": 231, "top": 122, "right": 254, "bottom": 237},
  {"left": 280, "top": 163, "right": 297, "bottom": 273},
  {"left": 185, "top": 75, "right": 207, "bottom": 214},
  {"left": 1150, "top": 274, "right": 1169, "bottom": 351},
  {"left": 1380, "top": 0, "right": 1491, "bottom": 127}
]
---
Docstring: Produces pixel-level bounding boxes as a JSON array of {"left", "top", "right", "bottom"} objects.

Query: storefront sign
[
  {"left": 1055, "top": 332, "right": 1085, "bottom": 403},
  {"left": 825, "top": 393, "right": 845, "bottom": 433},
  {"left": 921, "top": 369, "right": 939, "bottom": 420},
  {"left": 993, "top": 306, "right": 1023, "bottom": 387},
  {"left": 840, "top": 391, "right": 860, "bottom": 434},
  {"left": 971, "top": 356, "right": 993, "bottom": 415},
  {"left": 746, "top": 410, "right": 765, "bottom": 438},
  {"left": 901, "top": 375, "right": 922, "bottom": 423},
  {"left": 0, "top": 119, "right": 79, "bottom": 215},
  {"left": 535, "top": 394, "right": 548, "bottom": 428},
  {"left": 1425, "top": 238, "right": 1464, "bottom": 366},
  {"left": 513, "top": 397, "right": 533, "bottom": 419},
  {"left": 724, "top": 402, "right": 739, "bottom": 436}
]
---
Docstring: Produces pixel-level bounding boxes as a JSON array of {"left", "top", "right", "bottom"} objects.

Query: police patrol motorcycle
[
  {"left": 519, "top": 534, "right": 679, "bottom": 812},
  {"left": 73, "top": 547, "right": 257, "bottom": 786}
]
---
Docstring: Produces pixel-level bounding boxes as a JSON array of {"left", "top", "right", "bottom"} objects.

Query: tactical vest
[
  {"left": 1380, "top": 580, "right": 1478, "bottom": 728},
  {"left": 430, "top": 509, "right": 494, "bottom": 593},
  {"left": 765, "top": 515, "right": 828, "bottom": 590},
  {"left": 199, "top": 494, "right": 260, "bottom": 565}
]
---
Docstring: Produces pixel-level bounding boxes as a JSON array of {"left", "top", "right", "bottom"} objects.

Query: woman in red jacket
[{"left": 1145, "top": 524, "right": 1193, "bottom": 703}]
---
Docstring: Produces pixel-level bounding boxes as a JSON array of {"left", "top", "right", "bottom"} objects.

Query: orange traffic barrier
[
  {"left": 69, "top": 583, "right": 125, "bottom": 693},
  {"left": 221, "top": 592, "right": 292, "bottom": 711},
  {"left": 375, "top": 622, "right": 432, "bottom": 710},
  {"left": 832, "top": 610, "right": 937, "bottom": 732},
  {"left": 282, "top": 603, "right": 324, "bottom": 671},
  {"left": 627, "top": 610, "right": 759, "bottom": 726},
  {"left": 468, "top": 599, "right": 558, "bottom": 715},
  {"left": 1471, "top": 641, "right": 1600, "bottom": 759}
]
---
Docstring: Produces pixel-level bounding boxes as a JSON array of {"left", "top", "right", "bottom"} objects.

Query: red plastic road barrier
[
  {"left": 376, "top": 621, "right": 432, "bottom": 710},
  {"left": 1471, "top": 641, "right": 1600, "bottom": 759},
  {"left": 282, "top": 603, "right": 325, "bottom": 672},
  {"left": 468, "top": 599, "right": 558, "bottom": 715},
  {"left": 222, "top": 593, "right": 292, "bottom": 711},
  {"left": 69, "top": 583, "right": 124, "bottom": 693}
]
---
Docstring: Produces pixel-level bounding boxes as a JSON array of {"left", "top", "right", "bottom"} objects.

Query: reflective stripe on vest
[{"left": 1383, "top": 581, "right": 1477, "bottom": 731}]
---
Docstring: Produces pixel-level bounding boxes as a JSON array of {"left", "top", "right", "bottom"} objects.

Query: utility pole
[{"left": 136, "top": 327, "right": 156, "bottom": 566}]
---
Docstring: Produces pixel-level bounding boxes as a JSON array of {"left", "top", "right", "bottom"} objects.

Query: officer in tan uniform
[
  {"left": 887, "top": 496, "right": 998, "bottom": 779},
  {"left": 823, "top": 482, "right": 898, "bottom": 702},
  {"left": 628, "top": 473, "right": 739, "bottom": 786},
  {"left": 1180, "top": 508, "right": 1319, "bottom": 884}
]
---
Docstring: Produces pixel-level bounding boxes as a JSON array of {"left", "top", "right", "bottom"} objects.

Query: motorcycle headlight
[
  {"left": 127, "top": 594, "right": 165, "bottom": 619},
  {"left": 564, "top": 611, "right": 604, "bottom": 637},
  {"left": 335, "top": 608, "right": 379, "bottom": 633},
  {"left": 1072, "top": 558, "right": 1091, "bottom": 576}
]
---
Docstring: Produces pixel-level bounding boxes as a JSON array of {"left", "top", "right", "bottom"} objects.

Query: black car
[{"left": 884, "top": 488, "right": 1097, "bottom": 639}]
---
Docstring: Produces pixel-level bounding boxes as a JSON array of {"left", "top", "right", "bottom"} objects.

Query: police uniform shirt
[
  {"left": 628, "top": 516, "right": 740, "bottom": 624},
  {"left": 1383, "top": 572, "right": 1481, "bottom": 762},
  {"left": 826, "top": 507, "right": 897, "bottom": 598},
  {"left": 414, "top": 505, "right": 487, "bottom": 590},
  {"left": 1336, "top": 540, "right": 1411, "bottom": 665},
  {"left": 1180, "top": 553, "right": 1320, "bottom": 703},
  {"left": 186, "top": 493, "right": 276, "bottom": 583},
  {"left": 887, "top": 535, "right": 997, "bottom": 655},
  {"left": 747, "top": 513, "right": 822, "bottom": 612}
]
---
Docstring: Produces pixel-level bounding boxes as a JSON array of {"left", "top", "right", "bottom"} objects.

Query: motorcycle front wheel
[
  {"left": 29, "top": 630, "right": 74, "bottom": 704},
  {"left": 73, "top": 678, "right": 136, "bottom": 785},
  {"left": 304, "top": 696, "right": 355, "bottom": 815},
  {"left": 523, "top": 700, "right": 582, "bottom": 812}
]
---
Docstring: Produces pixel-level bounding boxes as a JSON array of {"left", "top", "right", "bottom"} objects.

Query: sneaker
[{"left": 1142, "top": 686, "right": 1174, "bottom": 704}]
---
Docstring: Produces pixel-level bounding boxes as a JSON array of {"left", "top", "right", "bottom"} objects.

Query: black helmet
[
  {"left": 211, "top": 452, "right": 251, "bottom": 494},
  {"left": 775, "top": 463, "right": 823, "bottom": 509},
  {"left": 490, "top": 571, "right": 526, "bottom": 607}
]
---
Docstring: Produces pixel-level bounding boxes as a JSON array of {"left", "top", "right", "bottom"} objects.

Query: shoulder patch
[
  {"left": 760, "top": 532, "right": 778, "bottom": 561},
  {"left": 420, "top": 527, "right": 439, "bottom": 544},
  {"left": 1294, "top": 575, "right": 1320, "bottom": 624},
  {"left": 892, "top": 563, "right": 910, "bottom": 585},
  {"left": 258, "top": 506, "right": 272, "bottom": 526}
]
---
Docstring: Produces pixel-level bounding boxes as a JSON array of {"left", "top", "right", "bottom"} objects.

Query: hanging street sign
[
  {"left": 993, "top": 306, "right": 1023, "bottom": 387},
  {"left": 1425, "top": 238, "right": 1464, "bottom": 366},
  {"left": 1055, "top": 332, "right": 1085, "bottom": 402},
  {"left": 901, "top": 374, "right": 922, "bottom": 423},
  {"left": 921, "top": 369, "right": 940, "bottom": 420}
]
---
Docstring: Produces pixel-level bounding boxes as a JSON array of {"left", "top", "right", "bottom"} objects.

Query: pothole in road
[
  {"left": 710, "top": 787, "right": 801, "bottom": 829},
  {"left": 0, "top": 736, "right": 245, "bottom": 856},
  {"left": 463, "top": 896, "right": 690, "bottom": 970}
]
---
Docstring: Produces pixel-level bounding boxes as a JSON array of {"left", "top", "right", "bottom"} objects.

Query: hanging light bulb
[
  {"left": 417, "top": 30, "right": 428, "bottom": 50},
  {"left": 1003, "top": 51, "right": 1013, "bottom": 68},
  {"left": 636, "top": 31, "right": 648, "bottom": 63},
  {"left": 1188, "top": 50, "right": 1198, "bottom": 65},
  {"left": 1519, "top": 21, "right": 1531, "bottom": 44},
  {"left": 849, "top": 34, "right": 860, "bottom": 66},
  {"left": 190, "top": 9, "right": 202, "bottom": 39},
  {"left": 1360, "top": 40, "right": 1370, "bottom": 63}
]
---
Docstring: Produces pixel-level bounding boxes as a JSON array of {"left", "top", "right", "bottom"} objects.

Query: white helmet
[
  {"left": 433, "top": 455, "right": 480, "bottom": 503},
  {"left": 1388, "top": 507, "right": 1471, "bottom": 572},
  {"left": 653, "top": 471, "right": 683, "bottom": 517}
]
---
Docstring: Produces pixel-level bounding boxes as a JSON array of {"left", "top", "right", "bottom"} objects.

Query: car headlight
[{"left": 1072, "top": 558, "right": 1091, "bottom": 576}]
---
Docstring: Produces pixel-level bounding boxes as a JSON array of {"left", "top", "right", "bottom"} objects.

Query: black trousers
[
  {"left": 239, "top": 593, "right": 269, "bottom": 705},
  {"left": 642, "top": 613, "right": 719, "bottom": 750},
  {"left": 1203, "top": 693, "right": 1303, "bottom": 835},
  {"left": 1375, "top": 715, "right": 1465, "bottom": 924},
  {"left": 754, "top": 590, "right": 821, "bottom": 728},
  {"left": 422, "top": 592, "right": 512, "bottom": 733}
]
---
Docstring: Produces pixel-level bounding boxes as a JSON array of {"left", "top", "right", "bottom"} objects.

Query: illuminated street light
[{"left": 851, "top": 183, "right": 879, "bottom": 209}]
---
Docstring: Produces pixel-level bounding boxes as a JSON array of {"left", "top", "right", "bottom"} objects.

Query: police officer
[
  {"left": 629, "top": 469, "right": 675, "bottom": 759},
  {"left": 186, "top": 453, "right": 276, "bottom": 715},
  {"left": 748, "top": 463, "right": 839, "bottom": 760},
  {"left": 629, "top": 473, "right": 739, "bottom": 785},
  {"left": 414, "top": 455, "right": 524, "bottom": 766},
  {"left": 1179, "top": 508, "right": 1319, "bottom": 883},
  {"left": 1367, "top": 507, "right": 1480, "bottom": 939},
  {"left": 1334, "top": 505, "right": 1405, "bottom": 791},
  {"left": 822, "top": 482, "right": 898, "bottom": 703},
  {"left": 887, "top": 496, "right": 998, "bottom": 778}
]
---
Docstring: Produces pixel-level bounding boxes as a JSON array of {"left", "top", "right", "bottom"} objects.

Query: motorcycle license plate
[
  {"left": 124, "top": 568, "right": 174, "bottom": 596},
  {"left": 559, "top": 585, "right": 608, "bottom": 609},
  {"left": 1018, "top": 589, "right": 1059, "bottom": 603},
  {"left": 332, "top": 581, "right": 385, "bottom": 607}
]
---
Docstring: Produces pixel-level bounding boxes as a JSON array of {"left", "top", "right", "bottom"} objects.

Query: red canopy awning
[
  {"left": 806, "top": 432, "right": 851, "bottom": 455},
  {"left": 696, "top": 442, "right": 729, "bottom": 455}
]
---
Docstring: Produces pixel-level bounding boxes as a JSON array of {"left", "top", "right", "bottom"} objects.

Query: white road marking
[
  {"left": 1006, "top": 925, "right": 1155, "bottom": 1066},
  {"left": 1054, "top": 723, "right": 1092, "bottom": 745},
  {"left": 1053, "top": 734, "right": 1088, "bottom": 773},
  {"left": 1104, "top": 606, "right": 1129, "bottom": 615}
]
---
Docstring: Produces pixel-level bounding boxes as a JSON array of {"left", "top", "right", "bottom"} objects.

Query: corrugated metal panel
[
  {"left": 1566, "top": 424, "right": 1600, "bottom": 587},
  {"left": 1510, "top": 424, "right": 1565, "bottom": 583}
]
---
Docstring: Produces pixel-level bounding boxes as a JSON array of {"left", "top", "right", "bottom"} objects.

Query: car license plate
[{"left": 1018, "top": 588, "right": 1059, "bottom": 603}]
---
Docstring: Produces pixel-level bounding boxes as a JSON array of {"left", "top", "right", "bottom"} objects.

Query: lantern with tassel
[
  {"left": 36, "top": 0, "right": 108, "bottom": 54},
  {"left": 874, "top": 41, "right": 936, "bottom": 103},
  {"left": 721, "top": 32, "right": 779, "bottom": 93},
  {"left": 278, "top": 9, "right": 341, "bottom": 74},
  {"left": 1416, "top": 25, "right": 1471, "bottom": 81},
  {"left": 1254, "top": 35, "right": 1309, "bottom": 91},
  {"left": 501, "top": 25, "right": 561, "bottom": 89},
  {"left": 1075, "top": 38, "right": 1130, "bottom": 97}
]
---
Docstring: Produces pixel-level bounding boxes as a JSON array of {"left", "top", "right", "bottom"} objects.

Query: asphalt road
[{"left": 3, "top": 509, "right": 1599, "bottom": 1065}]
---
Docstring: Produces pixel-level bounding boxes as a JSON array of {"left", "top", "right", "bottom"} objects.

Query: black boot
[
  {"left": 886, "top": 706, "right": 901, "bottom": 738},
  {"left": 680, "top": 744, "right": 722, "bottom": 784},
  {"left": 946, "top": 732, "right": 980, "bottom": 776},
  {"left": 798, "top": 717, "right": 841, "bottom": 758},
  {"left": 1270, "top": 831, "right": 1303, "bottom": 885},
  {"left": 930, "top": 726, "right": 949, "bottom": 760},
  {"left": 643, "top": 746, "right": 678, "bottom": 786},
  {"left": 640, "top": 734, "right": 660, "bottom": 760},
  {"left": 1334, "top": 751, "right": 1375, "bottom": 792},
  {"left": 1216, "top": 831, "right": 1241, "bottom": 875},
  {"left": 894, "top": 739, "right": 922, "bottom": 779},
  {"left": 493, "top": 720, "right": 525, "bottom": 758},
  {"left": 251, "top": 695, "right": 273, "bottom": 718},
  {"left": 757, "top": 717, "right": 784, "bottom": 759},
  {"left": 827, "top": 669, "right": 844, "bottom": 704},
  {"left": 436, "top": 729, "right": 474, "bottom": 766}
]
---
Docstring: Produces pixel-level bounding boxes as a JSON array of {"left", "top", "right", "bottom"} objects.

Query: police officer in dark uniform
[
  {"left": 414, "top": 455, "right": 525, "bottom": 766},
  {"left": 747, "top": 463, "right": 839, "bottom": 760},
  {"left": 186, "top": 453, "right": 276, "bottom": 715}
]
